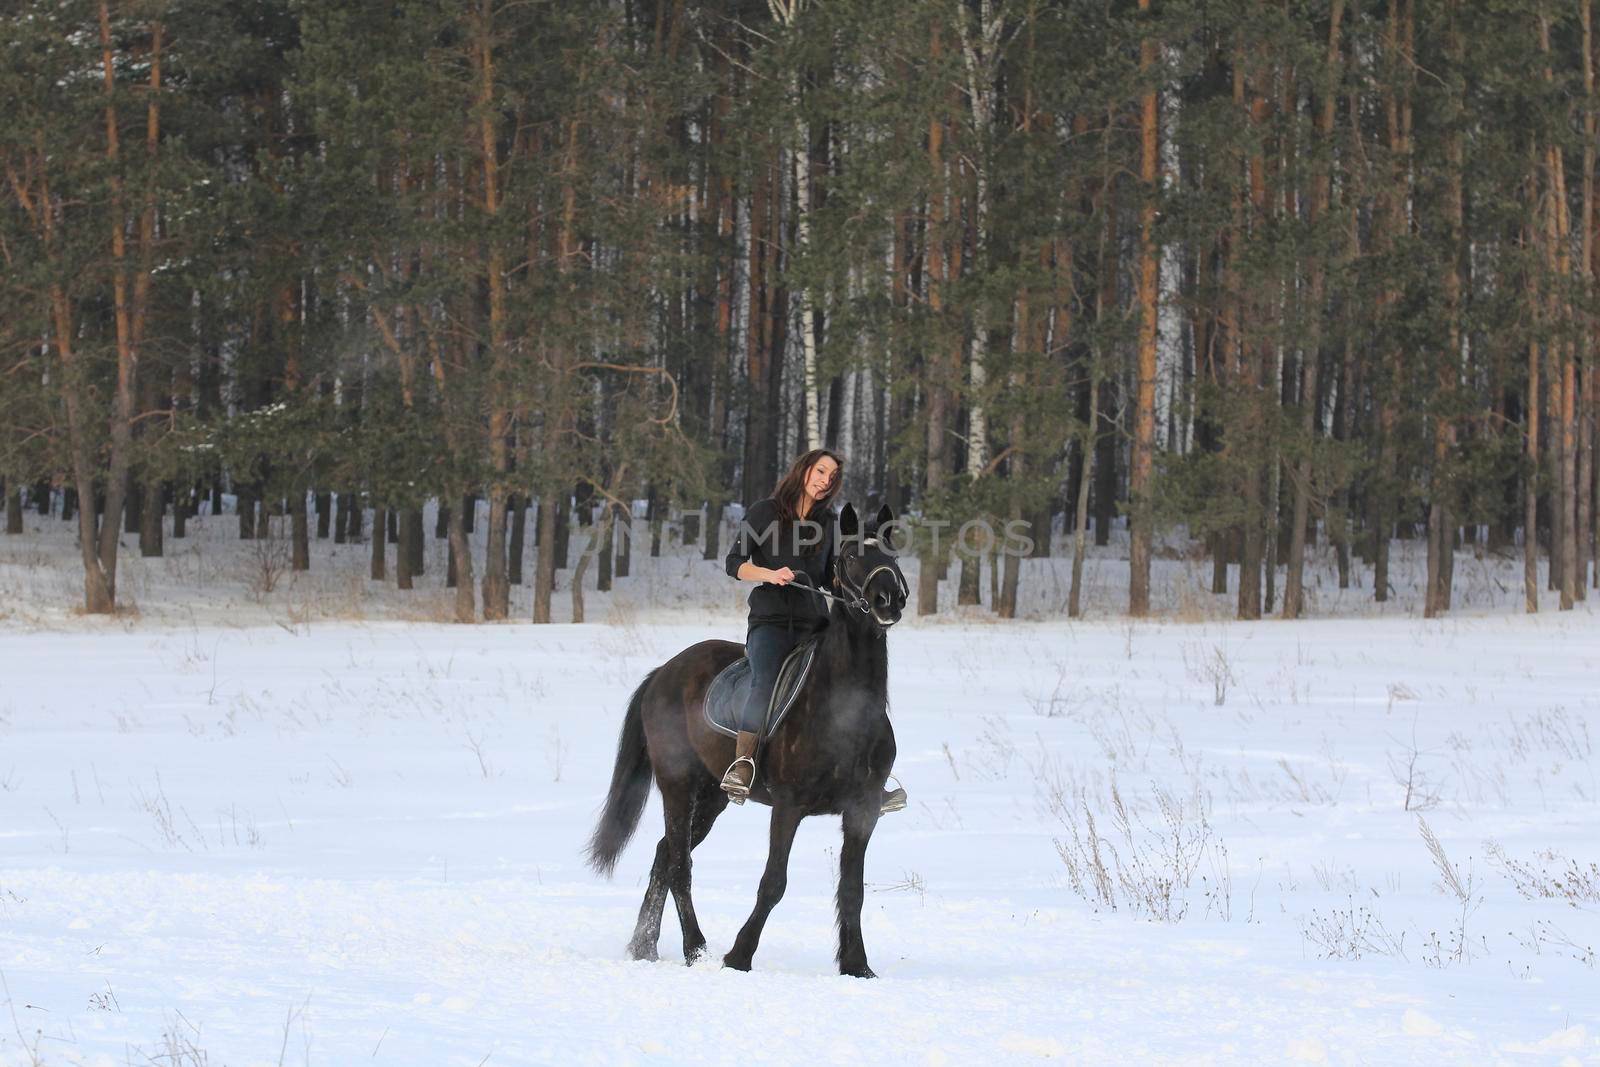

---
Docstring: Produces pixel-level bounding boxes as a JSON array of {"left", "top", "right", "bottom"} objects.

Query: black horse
[{"left": 586, "top": 503, "right": 908, "bottom": 977}]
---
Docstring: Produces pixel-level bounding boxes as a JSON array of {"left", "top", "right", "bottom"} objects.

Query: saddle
[{"left": 703, "top": 633, "right": 823, "bottom": 740}]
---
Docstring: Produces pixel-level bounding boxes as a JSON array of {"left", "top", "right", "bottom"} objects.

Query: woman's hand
[{"left": 764, "top": 566, "right": 796, "bottom": 586}]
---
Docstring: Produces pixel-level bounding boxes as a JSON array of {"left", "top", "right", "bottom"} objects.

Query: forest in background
[{"left": 2, "top": 0, "right": 1597, "bottom": 623}]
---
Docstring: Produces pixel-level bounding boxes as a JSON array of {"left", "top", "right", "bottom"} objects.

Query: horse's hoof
[
  {"left": 841, "top": 962, "right": 876, "bottom": 979},
  {"left": 722, "top": 952, "right": 752, "bottom": 972},
  {"left": 627, "top": 941, "right": 659, "bottom": 963},
  {"left": 684, "top": 943, "right": 707, "bottom": 966}
]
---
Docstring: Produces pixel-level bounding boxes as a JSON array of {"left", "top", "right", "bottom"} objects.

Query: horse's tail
[{"left": 586, "top": 668, "right": 658, "bottom": 878}]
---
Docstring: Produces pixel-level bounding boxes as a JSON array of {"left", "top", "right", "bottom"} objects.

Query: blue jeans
[{"left": 738, "top": 623, "right": 803, "bottom": 734}]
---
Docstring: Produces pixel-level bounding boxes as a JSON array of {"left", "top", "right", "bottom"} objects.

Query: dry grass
[
  {"left": 1487, "top": 843, "right": 1600, "bottom": 909},
  {"left": 1043, "top": 776, "right": 1231, "bottom": 923},
  {"left": 1418, "top": 816, "right": 1483, "bottom": 967},
  {"left": 1299, "top": 896, "right": 1408, "bottom": 961}
]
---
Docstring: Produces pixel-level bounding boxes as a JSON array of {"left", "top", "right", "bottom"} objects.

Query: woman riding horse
[
  {"left": 587, "top": 490, "right": 909, "bottom": 975},
  {"left": 722, "top": 449, "right": 906, "bottom": 814}
]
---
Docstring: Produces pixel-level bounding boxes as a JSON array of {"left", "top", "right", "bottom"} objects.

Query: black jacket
[{"left": 724, "top": 496, "right": 836, "bottom": 634}]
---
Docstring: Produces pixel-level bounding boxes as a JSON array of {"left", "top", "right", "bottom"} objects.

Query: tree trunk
[
  {"left": 6, "top": 482, "right": 23, "bottom": 535},
  {"left": 1333, "top": 296, "right": 1358, "bottom": 588},
  {"left": 1264, "top": 459, "right": 1280, "bottom": 615},
  {"left": 775, "top": 37, "right": 821, "bottom": 450},
  {"left": 1211, "top": 531, "right": 1229, "bottom": 594},
  {"left": 704, "top": 86, "right": 736, "bottom": 567},
  {"left": 371, "top": 505, "right": 387, "bottom": 581},
  {"left": 999, "top": 520, "right": 1021, "bottom": 618},
  {"left": 572, "top": 467, "right": 628, "bottom": 624},
  {"left": 406, "top": 509, "right": 425, "bottom": 576},
  {"left": 702, "top": 502, "right": 722, "bottom": 564},
  {"left": 644, "top": 488, "right": 659, "bottom": 557},
  {"left": 533, "top": 490, "right": 558, "bottom": 623},
  {"left": 16, "top": 93, "right": 104, "bottom": 608},
  {"left": 397, "top": 508, "right": 415, "bottom": 590},
  {"left": 554, "top": 497, "right": 570, "bottom": 569},
  {"left": 1236, "top": 60, "right": 1274, "bottom": 623},
  {"left": 509, "top": 495, "right": 527, "bottom": 585},
  {"left": 742, "top": 164, "right": 775, "bottom": 504},
  {"left": 1285, "top": 0, "right": 1345, "bottom": 619},
  {"left": 1070, "top": 371, "right": 1100, "bottom": 619},
  {"left": 133, "top": 17, "right": 165, "bottom": 566},
  {"left": 1426, "top": 4, "right": 1464, "bottom": 618},
  {"left": 956, "top": 3, "right": 1003, "bottom": 598},
  {"left": 1093, "top": 137, "right": 1120, "bottom": 554},
  {"left": 957, "top": 555, "right": 981, "bottom": 606},
  {"left": 570, "top": 519, "right": 600, "bottom": 625},
  {"left": 1580, "top": 0, "right": 1596, "bottom": 599},
  {"left": 988, "top": 542, "right": 1000, "bottom": 611},
  {"left": 136, "top": 483, "right": 160, "bottom": 559},
  {"left": 1128, "top": 0, "right": 1160, "bottom": 617},
  {"left": 917, "top": 53, "right": 950, "bottom": 618},
  {"left": 598, "top": 504, "right": 615, "bottom": 593},
  {"left": 476, "top": 1, "right": 512, "bottom": 621},
  {"left": 1533, "top": 13, "right": 1576, "bottom": 608},
  {"left": 1525, "top": 223, "right": 1542, "bottom": 612},
  {"left": 90, "top": 3, "right": 165, "bottom": 611},
  {"left": 449, "top": 490, "right": 476, "bottom": 623},
  {"left": 139, "top": 479, "right": 163, "bottom": 558},
  {"left": 238, "top": 490, "right": 257, "bottom": 540},
  {"left": 1581, "top": 357, "right": 1596, "bottom": 598},
  {"left": 616, "top": 500, "right": 632, "bottom": 578},
  {"left": 125, "top": 474, "right": 141, "bottom": 534},
  {"left": 290, "top": 492, "right": 310, "bottom": 572},
  {"left": 1373, "top": 0, "right": 1414, "bottom": 607}
]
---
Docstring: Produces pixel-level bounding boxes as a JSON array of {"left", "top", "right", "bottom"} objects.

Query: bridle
[{"left": 789, "top": 537, "right": 909, "bottom": 625}]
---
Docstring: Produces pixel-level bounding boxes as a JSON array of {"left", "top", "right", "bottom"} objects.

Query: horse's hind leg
[
  {"left": 666, "top": 781, "right": 720, "bottom": 964},
  {"left": 626, "top": 835, "right": 671, "bottom": 962},
  {"left": 835, "top": 798, "right": 881, "bottom": 978},
  {"left": 627, "top": 780, "right": 727, "bottom": 963},
  {"left": 723, "top": 802, "right": 805, "bottom": 972}
]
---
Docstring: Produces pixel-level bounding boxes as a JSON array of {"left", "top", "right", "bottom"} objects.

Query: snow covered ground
[{"left": 1, "top": 506, "right": 1598, "bottom": 1064}]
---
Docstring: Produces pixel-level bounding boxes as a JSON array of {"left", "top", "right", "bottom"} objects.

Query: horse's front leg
[
  {"left": 835, "top": 798, "right": 880, "bottom": 978},
  {"left": 723, "top": 802, "right": 805, "bottom": 972}
]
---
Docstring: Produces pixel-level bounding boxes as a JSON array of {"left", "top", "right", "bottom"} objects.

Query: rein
[{"left": 787, "top": 538, "right": 908, "bottom": 620}]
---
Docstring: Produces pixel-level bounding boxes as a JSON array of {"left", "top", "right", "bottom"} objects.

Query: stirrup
[
  {"left": 880, "top": 775, "right": 907, "bottom": 815},
  {"left": 721, "top": 757, "right": 756, "bottom": 805}
]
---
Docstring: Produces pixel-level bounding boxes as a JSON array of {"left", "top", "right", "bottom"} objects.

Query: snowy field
[{"left": 1, "top": 506, "right": 1598, "bottom": 1064}]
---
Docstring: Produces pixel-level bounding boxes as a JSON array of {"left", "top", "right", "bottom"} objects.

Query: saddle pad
[{"left": 703, "top": 634, "right": 822, "bottom": 740}]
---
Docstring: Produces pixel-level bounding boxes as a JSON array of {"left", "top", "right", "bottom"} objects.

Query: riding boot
[
  {"left": 721, "top": 730, "right": 759, "bottom": 804},
  {"left": 880, "top": 779, "right": 908, "bottom": 815}
]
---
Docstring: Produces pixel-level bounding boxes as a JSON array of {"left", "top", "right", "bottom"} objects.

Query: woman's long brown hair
[{"left": 771, "top": 448, "right": 845, "bottom": 522}]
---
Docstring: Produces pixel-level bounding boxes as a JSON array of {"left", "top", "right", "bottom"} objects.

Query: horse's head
[{"left": 834, "top": 503, "right": 909, "bottom": 628}]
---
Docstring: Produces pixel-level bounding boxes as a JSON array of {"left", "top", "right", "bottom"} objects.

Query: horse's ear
[
  {"left": 874, "top": 503, "right": 893, "bottom": 532},
  {"left": 839, "top": 502, "right": 860, "bottom": 538}
]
